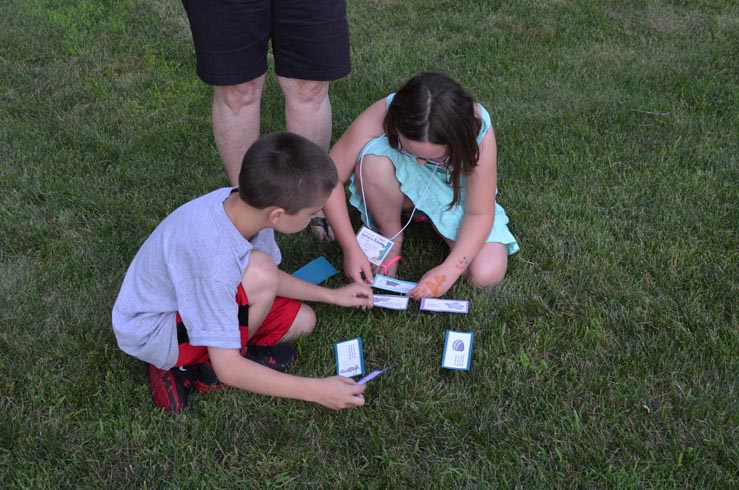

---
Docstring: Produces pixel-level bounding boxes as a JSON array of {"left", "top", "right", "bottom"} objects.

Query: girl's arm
[
  {"left": 324, "top": 99, "right": 388, "bottom": 284},
  {"left": 409, "top": 127, "right": 497, "bottom": 299}
]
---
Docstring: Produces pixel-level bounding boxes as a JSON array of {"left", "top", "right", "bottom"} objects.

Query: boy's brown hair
[{"left": 239, "top": 132, "right": 338, "bottom": 214}]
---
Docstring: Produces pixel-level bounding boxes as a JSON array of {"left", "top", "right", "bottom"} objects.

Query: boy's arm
[
  {"left": 277, "top": 270, "right": 373, "bottom": 308},
  {"left": 208, "top": 347, "right": 365, "bottom": 410}
]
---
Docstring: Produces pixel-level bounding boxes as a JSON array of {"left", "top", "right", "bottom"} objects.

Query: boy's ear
[{"left": 267, "top": 207, "right": 286, "bottom": 225}]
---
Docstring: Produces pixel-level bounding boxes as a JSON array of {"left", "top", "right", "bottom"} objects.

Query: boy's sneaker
[
  {"left": 192, "top": 361, "right": 228, "bottom": 394},
  {"left": 241, "top": 344, "right": 298, "bottom": 372},
  {"left": 148, "top": 364, "right": 195, "bottom": 415}
]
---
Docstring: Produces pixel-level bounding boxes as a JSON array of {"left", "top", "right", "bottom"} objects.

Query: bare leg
[
  {"left": 278, "top": 77, "right": 336, "bottom": 240},
  {"left": 442, "top": 237, "right": 508, "bottom": 287},
  {"left": 212, "top": 75, "right": 266, "bottom": 186},
  {"left": 278, "top": 304, "right": 316, "bottom": 343},
  {"left": 240, "top": 251, "right": 279, "bottom": 340},
  {"left": 354, "top": 155, "right": 411, "bottom": 277},
  {"left": 277, "top": 77, "right": 331, "bottom": 150}
]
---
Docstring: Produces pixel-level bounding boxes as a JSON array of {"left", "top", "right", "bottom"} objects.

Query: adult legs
[
  {"left": 278, "top": 76, "right": 335, "bottom": 240},
  {"left": 212, "top": 75, "right": 266, "bottom": 186},
  {"left": 278, "top": 77, "right": 332, "bottom": 151},
  {"left": 212, "top": 76, "right": 332, "bottom": 186}
]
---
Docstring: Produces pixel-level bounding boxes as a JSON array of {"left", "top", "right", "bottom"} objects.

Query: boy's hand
[
  {"left": 409, "top": 264, "right": 462, "bottom": 300},
  {"left": 332, "top": 282, "right": 374, "bottom": 309},
  {"left": 314, "top": 376, "right": 366, "bottom": 410}
]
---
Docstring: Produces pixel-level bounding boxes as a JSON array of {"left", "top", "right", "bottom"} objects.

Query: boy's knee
[
  {"left": 242, "top": 251, "right": 279, "bottom": 291},
  {"left": 289, "top": 304, "right": 316, "bottom": 338}
]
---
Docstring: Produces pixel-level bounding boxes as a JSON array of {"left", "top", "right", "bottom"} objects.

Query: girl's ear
[{"left": 267, "top": 207, "right": 285, "bottom": 226}]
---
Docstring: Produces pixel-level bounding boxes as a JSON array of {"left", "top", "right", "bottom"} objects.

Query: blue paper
[{"left": 292, "top": 256, "right": 338, "bottom": 284}]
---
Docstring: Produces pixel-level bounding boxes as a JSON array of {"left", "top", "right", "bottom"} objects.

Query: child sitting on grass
[
  {"left": 112, "top": 132, "right": 373, "bottom": 414},
  {"left": 324, "top": 72, "right": 519, "bottom": 299}
]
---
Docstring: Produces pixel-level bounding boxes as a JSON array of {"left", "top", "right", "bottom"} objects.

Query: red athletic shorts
[{"left": 174, "top": 283, "right": 301, "bottom": 367}]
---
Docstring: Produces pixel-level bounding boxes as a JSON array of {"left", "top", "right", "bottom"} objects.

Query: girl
[{"left": 324, "top": 73, "right": 519, "bottom": 299}]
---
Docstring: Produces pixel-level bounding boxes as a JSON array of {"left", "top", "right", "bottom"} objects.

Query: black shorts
[{"left": 181, "top": 0, "right": 351, "bottom": 86}]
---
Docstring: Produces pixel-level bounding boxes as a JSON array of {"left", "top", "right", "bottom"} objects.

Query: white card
[
  {"left": 441, "top": 331, "right": 474, "bottom": 370},
  {"left": 373, "top": 294, "right": 410, "bottom": 310},
  {"left": 334, "top": 337, "right": 365, "bottom": 377},
  {"left": 420, "top": 298, "right": 470, "bottom": 314},
  {"left": 357, "top": 368, "right": 387, "bottom": 385},
  {"left": 356, "top": 226, "right": 394, "bottom": 266},
  {"left": 373, "top": 274, "right": 417, "bottom": 294}
]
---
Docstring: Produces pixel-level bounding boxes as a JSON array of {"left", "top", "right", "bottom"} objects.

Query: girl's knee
[
  {"left": 465, "top": 245, "right": 508, "bottom": 287},
  {"left": 466, "top": 266, "right": 506, "bottom": 288},
  {"left": 354, "top": 154, "right": 396, "bottom": 182}
]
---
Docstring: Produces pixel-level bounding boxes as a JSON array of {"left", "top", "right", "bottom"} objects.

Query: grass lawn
[{"left": 1, "top": 0, "right": 737, "bottom": 488}]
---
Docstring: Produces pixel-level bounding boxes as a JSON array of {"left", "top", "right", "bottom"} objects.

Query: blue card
[{"left": 292, "top": 256, "right": 338, "bottom": 284}]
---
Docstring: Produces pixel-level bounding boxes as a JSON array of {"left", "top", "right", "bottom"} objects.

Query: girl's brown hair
[{"left": 383, "top": 72, "right": 482, "bottom": 208}]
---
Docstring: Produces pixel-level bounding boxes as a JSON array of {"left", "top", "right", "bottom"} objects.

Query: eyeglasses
[{"left": 397, "top": 140, "right": 450, "bottom": 167}]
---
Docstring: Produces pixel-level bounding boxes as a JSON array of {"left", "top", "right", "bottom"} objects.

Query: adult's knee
[
  {"left": 214, "top": 78, "right": 265, "bottom": 110},
  {"left": 280, "top": 78, "right": 330, "bottom": 106}
]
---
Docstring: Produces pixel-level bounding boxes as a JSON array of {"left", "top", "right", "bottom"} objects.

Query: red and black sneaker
[
  {"left": 148, "top": 364, "right": 195, "bottom": 414},
  {"left": 241, "top": 344, "right": 298, "bottom": 372},
  {"left": 192, "top": 361, "right": 228, "bottom": 394}
]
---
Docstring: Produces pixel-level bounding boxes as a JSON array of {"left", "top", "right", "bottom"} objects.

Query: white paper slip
[
  {"left": 373, "top": 294, "right": 410, "bottom": 310},
  {"left": 334, "top": 337, "right": 365, "bottom": 377},
  {"left": 356, "top": 226, "right": 394, "bottom": 266},
  {"left": 373, "top": 274, "right": 417, "bottom": 294},
  {"left": 420, "top": 298, "right": 470, "bottom": 314},
  {"left": 441, "top": 331, "right": 474, "bottom": 370},
  {"left": 357, "top": 368, "right": 387, "bottom": 385}
]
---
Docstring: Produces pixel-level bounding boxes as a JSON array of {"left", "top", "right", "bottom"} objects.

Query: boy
[{"left": 112, "top": 132, "right": 372, "bottom": 414}]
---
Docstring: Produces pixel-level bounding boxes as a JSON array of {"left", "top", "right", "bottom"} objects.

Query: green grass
[{"left": 1, "top": 0, "right": 737, "bottom": 488}]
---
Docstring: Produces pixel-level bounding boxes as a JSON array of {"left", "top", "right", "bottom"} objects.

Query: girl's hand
[
  {"left": 344, "top": 247, "right": 374, "bottom": 285},
  {"left": 332, "top": 282, "right": 374, "bottom": 309},
  {"left": 409, "top": 265, "right": 462, "bottom": 300}
]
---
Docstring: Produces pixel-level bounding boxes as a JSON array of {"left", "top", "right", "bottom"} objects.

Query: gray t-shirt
[{"left": 112, "top": 188, "right": 281, "bottom": 369}]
